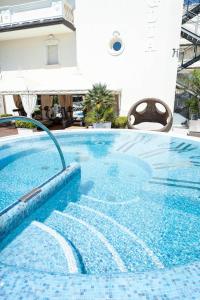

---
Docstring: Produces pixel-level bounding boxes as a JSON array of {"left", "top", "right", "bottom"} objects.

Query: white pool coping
[{"left": 0, "top": 127, "right": 200, "bottom": 144}]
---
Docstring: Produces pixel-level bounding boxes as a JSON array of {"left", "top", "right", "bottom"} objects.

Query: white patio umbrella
[{"left": 20, "top": 94, "right": 37, "bottom": 118}]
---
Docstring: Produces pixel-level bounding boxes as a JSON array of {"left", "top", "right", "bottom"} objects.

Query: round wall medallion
[{"left": 108, "top": 31, "right": 124, "bottom": 56}]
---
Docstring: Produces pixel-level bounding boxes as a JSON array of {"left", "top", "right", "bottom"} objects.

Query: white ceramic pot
[
  {"left": 93, "top": 122, "right": 112, "bottom": 129},
  {"left": 189, "top": 120, "right": 200, "bottom": 133},
  {"left": 17, "top": 128, "right": 37, "bottom": 135}
]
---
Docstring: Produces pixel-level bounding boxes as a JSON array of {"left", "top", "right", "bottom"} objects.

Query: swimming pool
[{"left": 1, "top": 130, "right": 200, "bottom": 299}]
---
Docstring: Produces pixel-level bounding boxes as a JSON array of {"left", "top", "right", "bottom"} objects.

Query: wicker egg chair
[{"left": 127, "top": 98, "right": 173, "bottom": 132}]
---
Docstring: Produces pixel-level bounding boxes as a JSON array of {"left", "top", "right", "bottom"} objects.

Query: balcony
[
  {"left": 0, "top": 0, "right": 75, "bottom": 40},
  {"left": 178, "top": 44, "right": 200, "bottom": 70}
]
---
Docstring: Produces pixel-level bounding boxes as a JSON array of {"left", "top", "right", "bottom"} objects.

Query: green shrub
[
  {"left": 185, "top": 98, "right": 199, "bottom": 114},
  {"left": 185, "top": 97, "right": 199, "bottom": 120},
  {"left": 84, "top": 111, "right": 96, "bottom": 126},
  {"left": 0, "top": 114, "right": 13, "bottom": 118},
  {"left": 112, "top": 116, "right": 128, "bottom": 128},
  {"left": 15, "top": 121, "right": 36, "bottom": 129}
]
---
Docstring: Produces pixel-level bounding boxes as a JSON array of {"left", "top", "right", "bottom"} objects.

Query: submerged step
[
  {"left": 32, "top": 221, "right": 80, "bottom": 274},
  {"left": 0, "top": 222, "right": 80, "bottom": 275},
  {"left": 45, "top": 210, "right": 125, "bottom": 274},
  {"left": 79, "top": 194, "right": 200, "bottom": 269},
  {"left": 65, "top": 202, "right": 163, "bottom": 272}
]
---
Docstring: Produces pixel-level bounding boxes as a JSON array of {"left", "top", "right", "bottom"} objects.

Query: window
[
  {"left": 47, "top": 45, "right": 58, "bottom": 65},
  {"left": 46, "top": 34, "right": 59, "bottom": 65}
]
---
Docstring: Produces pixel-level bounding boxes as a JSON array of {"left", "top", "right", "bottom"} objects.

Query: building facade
[{"left": 0, "top": 0, "right": 183, "bottom": 118}]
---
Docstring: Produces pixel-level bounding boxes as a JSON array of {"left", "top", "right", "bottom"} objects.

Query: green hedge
[
  {"left": 0, "top": 114, "right": 13, "bottom": 118},
  {"left": 15, "top": 120, "right": 36, "bottom": 129},
  {"left": 112, "top": 116, "right": 128, "bottom": 128}
]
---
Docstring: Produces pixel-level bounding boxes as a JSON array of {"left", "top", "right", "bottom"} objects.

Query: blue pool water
[{"left": 1, "top": 130, "right": 200, "bottom": 298}]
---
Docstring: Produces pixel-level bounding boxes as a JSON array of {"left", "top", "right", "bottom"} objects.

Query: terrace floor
[
  {"left": 0, "top": 124, "right": 85, "bottom": 138},
  {"left": 0, "top": 126, "right": 17, "bottom": 138}
]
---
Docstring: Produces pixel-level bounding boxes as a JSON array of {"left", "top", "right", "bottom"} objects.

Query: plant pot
[
  {"left": 189, "top": 113, "right": 198, "bottom": 120},
  {"left": 17, "top": 128, "right": 37, "bottom": 135},
  {"left": 189, "top": 119, "right": 200, "bottom": 133},
  {"left": 93, "top": 122, "right": 112, "bottom": 129}
]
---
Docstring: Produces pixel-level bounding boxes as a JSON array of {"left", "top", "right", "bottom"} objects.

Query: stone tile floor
[{"left": 0, "top": 126, "right": 18, "bottom": 138}]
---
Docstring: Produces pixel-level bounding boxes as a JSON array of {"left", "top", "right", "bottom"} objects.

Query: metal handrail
[
  {"left": 0, "top": 116, "right": 66, "bottom": 170},
  {"left": 181, "top": 26, "right": 200, "bottom": 41}
]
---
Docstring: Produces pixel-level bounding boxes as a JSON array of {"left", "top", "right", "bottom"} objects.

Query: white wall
[
  {"left": 0, "top": 32, "right": 77, "bottom": 71},
  {"left": 75, "top": 0, "right": 183, "bottom": 115}
]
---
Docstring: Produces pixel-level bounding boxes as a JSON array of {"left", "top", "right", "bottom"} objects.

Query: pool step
[
  {"left": 0, "top": 221, "right": 80, "bottom": 275},
  {"left": 44, "top": 210, "right": 125, "bottom": 274},
  {"left": 64, "top": 202, "right": 163, "bottom": 272}
]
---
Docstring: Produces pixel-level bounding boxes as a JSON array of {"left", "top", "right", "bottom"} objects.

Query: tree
[
  {"left": 183, "top": 70, "right": 200, "bottom": 119},
  {"left": 185, "top": 69, "right": 200, "bottom": 97}
]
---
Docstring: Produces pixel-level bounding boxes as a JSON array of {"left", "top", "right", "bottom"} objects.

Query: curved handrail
[{"left": 0, "top": 116, "right": 66, "bottom": 170}]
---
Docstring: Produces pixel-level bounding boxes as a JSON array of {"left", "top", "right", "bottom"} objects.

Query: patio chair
[
  {"left": 127, "top": 98, "right": 173, "bottom": 132},
  {"left": 60, "top": 107, "right": 73, "bottom": 128}
]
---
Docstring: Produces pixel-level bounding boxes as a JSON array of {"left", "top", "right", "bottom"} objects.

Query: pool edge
[{"left": 0, "top": 163, "right": 81, "bottom": 240}]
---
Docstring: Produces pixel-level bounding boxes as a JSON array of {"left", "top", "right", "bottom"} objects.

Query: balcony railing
[
  {"left": 0, "top": 0, "right": 74, "bottom": 28},
  {"left": 178, "top": 44, "right": 200, "bottom": 70}
]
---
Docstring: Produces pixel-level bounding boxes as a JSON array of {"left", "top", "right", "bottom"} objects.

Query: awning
[
  {"left": 0, "top": 71, "right": 90, "bottom": 95},
  {"left": 0, "top": 68, "right": 121, "bottom": 95}
]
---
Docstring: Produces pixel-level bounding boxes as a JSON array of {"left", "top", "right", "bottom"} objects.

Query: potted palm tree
[{"left": 83, "top": 83, "right": 115, "bottom": 128}]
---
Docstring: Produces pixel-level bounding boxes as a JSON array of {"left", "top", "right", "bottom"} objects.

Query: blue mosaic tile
[{"left": 0, "top": 163, "right": 80, "bottom": 240}]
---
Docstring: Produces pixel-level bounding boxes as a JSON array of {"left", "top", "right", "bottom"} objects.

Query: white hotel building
[{"left": 0, "top": 0, "right": 183, "bottom": 120}]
